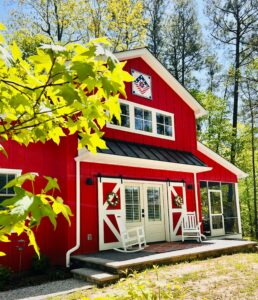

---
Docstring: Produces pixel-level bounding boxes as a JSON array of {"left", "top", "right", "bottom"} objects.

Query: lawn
[{"left": 50, "top": 253, "right": 258, "bottom": 300}]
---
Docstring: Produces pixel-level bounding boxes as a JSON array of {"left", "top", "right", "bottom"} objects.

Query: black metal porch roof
[{"left": 98, "top": 139, "right": 206, "bottom": 167}]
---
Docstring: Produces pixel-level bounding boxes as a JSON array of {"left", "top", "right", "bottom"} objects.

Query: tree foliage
[
  {"left": 8, "top": 0, "right": 148, "bottom": 52},
  {"left": 206, "top": 0, "right": 258, "bottom": 163},
  {"left": 162, "top": 0, "right": 203, "bottom": 87},
  {"left": 0, "top": 24, "right": 134, "bottom": 255}
]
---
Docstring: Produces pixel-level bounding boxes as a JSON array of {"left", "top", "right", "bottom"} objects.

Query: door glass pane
[
  {"left": 212, "top": 215, "right": 223, "bottom": 230},
  {"left": 147, "top": 187, "right": 161, "bottom": 221},
  {"left": 210, "top": 192, "right": 222, "bottom": 214},
  {"left": 221, "top": 183, "right": 239, "bottom": 234},
  {"left": 125, "top": 186, "right": 140, "bottom": 222},
  {"left": 200, "top": 181, "right": 211, "bottom": 236}
]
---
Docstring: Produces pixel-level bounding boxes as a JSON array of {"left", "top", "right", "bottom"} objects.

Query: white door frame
[
  {"left": 208, "top": 189, "right": 225, "bottom": 236},
  {"left": 167, "top": 182, "right": 187, "bottom": 241},
  {"left": 98, "top": 178, "right": 171, "bottom": 251}
]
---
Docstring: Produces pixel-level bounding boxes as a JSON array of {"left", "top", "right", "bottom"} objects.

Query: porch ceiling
[{"left": 77, "top": 139, "right": 212, "bottom": 174}]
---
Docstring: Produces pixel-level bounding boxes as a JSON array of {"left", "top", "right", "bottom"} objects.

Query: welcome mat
[{"left": 143, "top": 242, "right": 210, "bottom": 253}]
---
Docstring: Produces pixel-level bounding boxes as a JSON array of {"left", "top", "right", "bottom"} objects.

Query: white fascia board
[
  {"left": 115, "top": 48, "right": 207, "bottom": 119},
  {"left": 76, "top": 149, "right": 212, "bottom": 174},
  {"left": 197, "top": 142, "right": 248, "bottom": 179}
]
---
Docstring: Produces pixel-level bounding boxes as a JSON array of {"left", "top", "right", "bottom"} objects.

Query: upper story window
[
  {"left": 113, "top": 103, "right": 130, "bottom": 128},
  {"left": 156, "top": 113, "right": 173, "bottom": 137},
  {"left": 108, "top": 99, "right": 175, "bottom": 141},
  {"left": 135, "top": 108, "right": 152, "bottom": 132}
]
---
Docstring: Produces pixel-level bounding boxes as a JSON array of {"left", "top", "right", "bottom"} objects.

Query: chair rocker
[
  {"left": 114, "top": 215, "right": 146, "bottom": 253},
  {"left": 181, "top": 212, "right": 206, "bottom": 243}
]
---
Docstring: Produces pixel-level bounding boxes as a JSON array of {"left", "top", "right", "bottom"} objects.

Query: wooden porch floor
[{"left": 71, "top": 239, "right": 257, "bottom": 275}]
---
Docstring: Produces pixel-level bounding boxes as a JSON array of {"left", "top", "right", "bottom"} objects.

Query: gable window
[
  {"left": 135, "top": 108, "right": 152, "bottom": 132},
  {"left": 112, "top": 103, "right": 130, "bottom": 128},
  {"left": 156, "top": 113, "right": 173, "bottom": 137},
  {"left": 107, "top": 99, "right": 175, "bottom": 141}
]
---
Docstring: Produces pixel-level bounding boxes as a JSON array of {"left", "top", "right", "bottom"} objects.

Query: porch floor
[{"left": 71, "top": 239, "right": 257, "bottom": 274}]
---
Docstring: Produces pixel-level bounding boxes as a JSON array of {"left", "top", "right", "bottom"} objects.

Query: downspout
[
  {"left": 193, "top": 173, "right": 200, "bottom": 223},
  {"left": 66, "top": 158, "right": 81, "bottom": 267}
]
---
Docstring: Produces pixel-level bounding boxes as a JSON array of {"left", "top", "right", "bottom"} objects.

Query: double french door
[{"left": 124, "top": 183, "right": 166, "bottom": 242}]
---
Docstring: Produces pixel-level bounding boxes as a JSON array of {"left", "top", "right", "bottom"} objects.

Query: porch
[{"left": 70, "top": 239, "right": 257, "bottom": 286}]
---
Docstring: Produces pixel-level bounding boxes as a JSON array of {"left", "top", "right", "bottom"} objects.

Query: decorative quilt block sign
[{"left": 131, "top": 69, "right": 152, "bottom": 100}]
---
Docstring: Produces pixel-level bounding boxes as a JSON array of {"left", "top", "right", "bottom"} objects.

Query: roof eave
[{"left": 76, "top": 149, "right": 212, "bottom": 174}]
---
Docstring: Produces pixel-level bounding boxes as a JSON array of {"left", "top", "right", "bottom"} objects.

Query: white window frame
[
  {"left": 0, "top": 168, "right": 22, "bottom": 199},
  {"left": 107, "top": 99, "right": 175, "bottom": 141}
]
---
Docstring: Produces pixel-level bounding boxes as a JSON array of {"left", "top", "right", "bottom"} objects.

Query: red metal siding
[
  {"left": 105, "top": 58, "right": 197, "bottom": 152},
  {"left": 0, "top": 136, "right": 78, "bottom": 271},
  {"left": 195, "top": 150, "right": 238, "bottom": 183}
]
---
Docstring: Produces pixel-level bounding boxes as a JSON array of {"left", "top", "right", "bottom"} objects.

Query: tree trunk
[
  {"left": 230, "top": 9, "right": 240, "bottom": 165},
  {"left": 245, "top": 178, "right": 254, "bottom": 237}
]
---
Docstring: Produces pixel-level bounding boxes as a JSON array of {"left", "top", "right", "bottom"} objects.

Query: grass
[{"left": 49, "top": 253, "right": 258, "bottom": 300}]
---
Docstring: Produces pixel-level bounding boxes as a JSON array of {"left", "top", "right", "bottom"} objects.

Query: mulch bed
[{"left": 143, "top": 241, "right": 210, "bottom": 253}]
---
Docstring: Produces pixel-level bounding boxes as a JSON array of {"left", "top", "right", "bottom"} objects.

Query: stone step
[{"left": 71, "top": 267, "right": 120, "bottom": 287}]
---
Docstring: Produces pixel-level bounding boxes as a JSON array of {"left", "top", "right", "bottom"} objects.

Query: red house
[{"left": 0, "top": 48, "right": 247, "bottom": 271}]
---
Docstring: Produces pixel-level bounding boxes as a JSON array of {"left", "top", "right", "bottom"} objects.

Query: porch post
[
  {"left": 235, "top": 183, "right": 242, "bottom": 235},
  {"left": 193, "top": 173, "right": 200, "bottom": 222}
]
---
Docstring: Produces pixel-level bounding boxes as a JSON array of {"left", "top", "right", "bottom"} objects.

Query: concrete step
[
  {"left": 71, "top": 255, "right": 117, "bottom": 273},
  {"left": 71, "top": 267, "right": 119, "bottom": 287}
]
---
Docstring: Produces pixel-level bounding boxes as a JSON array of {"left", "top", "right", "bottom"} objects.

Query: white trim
[
  {"left": 235, "top": 183, "right": 242, "bottom": 235},
  {"left": 66, "top": 160, "right": 81, "bottom": 267},
  {"left": 197, "top": 142, "right": 248, "bottom": 179},
  {"left": 193, "top": 173, "right": 200, "bottom": 223},
  {"left": 107, "top": 99, "right": 175, "bottom": 141},
  {"left": 115, "top": 48, "right": 207, "bottom": 118},
  {"left": 77, "top": 149, "right": 212, "bottom": 174},
  {"left": 0, "top": 168, "right": 22, "bottom": 175}
]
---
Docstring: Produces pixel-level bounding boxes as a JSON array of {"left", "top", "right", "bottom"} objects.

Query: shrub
[
  {"left": 31, "top": 253, "right": 50, "bottom": 274},
  {"left": 0, "top": 265, "right": 12, "bottom": 290}
]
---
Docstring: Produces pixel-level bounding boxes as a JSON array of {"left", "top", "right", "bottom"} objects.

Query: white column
[{"left": 193, "top": 173, "right": 200, "bottom": 222}]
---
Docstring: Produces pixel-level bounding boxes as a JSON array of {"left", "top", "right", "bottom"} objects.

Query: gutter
[{"left": 66, "top": 158, "right": 81, "bottom": 267}]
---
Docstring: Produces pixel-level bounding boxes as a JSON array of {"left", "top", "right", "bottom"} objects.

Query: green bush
[
  {"left": 31, "top": 253, "right": 50, "bottom": 274},
  {"left": 0, "top": 265, "right": 12, "bottom": 290}
]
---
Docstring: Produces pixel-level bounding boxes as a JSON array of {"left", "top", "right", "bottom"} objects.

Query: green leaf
[
  {"left": 0, "top": 144, "right": 8, "bottom": 157},
  {"left": 43, "top": 176, "right": 61, "bottom": 193}
]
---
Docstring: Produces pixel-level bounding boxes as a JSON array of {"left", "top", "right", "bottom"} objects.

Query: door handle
[{"left": 142, "top": 208, "right": 145, "bottom": 218}]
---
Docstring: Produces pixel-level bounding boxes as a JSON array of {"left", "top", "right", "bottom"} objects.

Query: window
[
  {"left": 134, "top": 108, "right": 152, "bottom": 132},
  {"left": 156, "top": 113, "right": 173, "bottom": 137},
  {"left": 107, "top": 99, "right": 175, "bottom": 140},
  {"left": 0, "top": 173, "right": 16, "bottom": 203},
  {"left": 147, "top": 187, "right": 161, "bottom": 221},
  {"left": 125, "top": 186, "right": 141, "bottom": 222},
  {"left": 112, "top": 103, "right": 130, "bottom": 128}
]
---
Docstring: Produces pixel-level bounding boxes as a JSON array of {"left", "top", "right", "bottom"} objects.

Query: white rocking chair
[
  {"left": 181, "top": 212, "right": 206, "bottom": 243},
  {"left": 114, "top": 215, "right": 146, "bottom": 253}
]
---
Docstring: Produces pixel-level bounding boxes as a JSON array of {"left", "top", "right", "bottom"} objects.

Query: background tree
[
  {"left": 206, "top": 0, "right": 258, "bottom": 164},
  {"left": 9, "top": 0, "right": 85, "bottom": 43},
  {"left": 144, "top": 0, "right": 167, "bottom": 59},
  {"left": 240, "top": 59, "right": 258, "bottom": 238},
  {"left": 162, "top": 0, "right": 203, "bottom": 88},
  {"left": 7, "top": 0, "right": 148, "bottom": 52}
]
